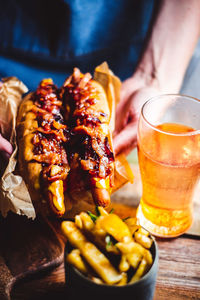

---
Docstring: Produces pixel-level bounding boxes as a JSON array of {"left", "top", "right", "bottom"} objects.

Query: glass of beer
[{"left": 136, "top": 94, "right": 200, "bottom": 237}]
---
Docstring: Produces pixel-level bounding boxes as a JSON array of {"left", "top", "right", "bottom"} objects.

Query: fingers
[
  {"left": 113, "top": 122, "right": 138, "bottom": 156},
  {"left": 115, "top": 90, "right": 137, "bottom": 135},
  {"left": 115, "top": 78, "right": 138, "bottom": 134},
  {"left": 0, "top": 134, "right": 13, "bottom": 158},
  {"left": 115, "top": 102, "right": 129, "bottom": 134},
  {"left": 114, "top": 85, "right": 162, "bottom": 156}
]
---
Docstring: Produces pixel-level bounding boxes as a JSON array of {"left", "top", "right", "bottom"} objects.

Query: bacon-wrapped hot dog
[
  {"left": 17, "top": 79, "right": 70, "bottom": 216},
  {"left": 61, "top": 68, "right": 114, "bottom": 207}
]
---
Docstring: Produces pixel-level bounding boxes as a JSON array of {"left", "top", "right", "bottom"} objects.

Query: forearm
[{"left": 134, "top": 0, "right": 200, "bottom": 93}]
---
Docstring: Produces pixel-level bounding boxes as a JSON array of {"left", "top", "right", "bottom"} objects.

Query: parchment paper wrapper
[
  {"left": 0, "top": 63, "right": 133, "bottom": 220},
  {"left": 0, "top": 77, "right": 36, "bottom": 218}
]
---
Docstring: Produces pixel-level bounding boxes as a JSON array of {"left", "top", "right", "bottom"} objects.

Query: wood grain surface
[
  {"left": 0, "top": 213, "right": 65, "bottom": 300},
  {"left": 155, "top": 235, "right": 200, "bottom": 300}
]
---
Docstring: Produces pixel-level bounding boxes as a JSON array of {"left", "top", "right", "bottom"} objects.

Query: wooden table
[
  {"left": 2, "top": 157, "right": 200, "bottom": 299},
  {"left": 155, "top": 234, "right": 200, "bottom": 300},
  {"left": 8, "top": 203, "right": 200, "bottom": 300}
]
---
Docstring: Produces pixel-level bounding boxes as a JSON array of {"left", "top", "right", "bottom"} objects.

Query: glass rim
[{"left": 141, "top": 93, "right": 200, "bottom": 136}]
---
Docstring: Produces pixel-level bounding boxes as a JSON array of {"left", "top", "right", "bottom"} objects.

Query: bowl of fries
[{"left": 61, "top": 207, "right": 158, "bottom": 300}]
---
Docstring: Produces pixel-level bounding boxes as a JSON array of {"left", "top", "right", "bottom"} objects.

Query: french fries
[
  {"left": 61, "top": 221, "right": 122, "bottom": 284},
  {"left": 67, "top": 249, "right": 89, "bottom": 274},
  {"left": 62, "top": 207, "right": 154, "bottom": 285}
]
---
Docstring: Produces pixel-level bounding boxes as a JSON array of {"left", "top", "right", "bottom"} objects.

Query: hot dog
[
  {"left": 17, "top": 79, "right": 70, "bottom": 217},
  {"left": 61, "top": 68, "right": 114, "bottom": 207}
]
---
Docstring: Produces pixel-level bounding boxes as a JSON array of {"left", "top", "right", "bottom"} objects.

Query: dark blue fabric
[{"left": 0, "top": 0, "right": 154, "bottom": 91}]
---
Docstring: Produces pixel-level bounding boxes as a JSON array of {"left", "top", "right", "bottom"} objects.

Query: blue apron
[{"left": 0, "top": 0, "right": 154, "bottom": 91}]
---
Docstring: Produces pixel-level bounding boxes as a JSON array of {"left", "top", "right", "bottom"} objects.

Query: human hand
[
  {"left": 0, "top": 133, "right": 13, "bottom": 159},
  {"left": 113, "top": 0, "right": 200, "bottom": 156},
  {"left": 113, "top": 75, "right": 161, "bottom": 155}
]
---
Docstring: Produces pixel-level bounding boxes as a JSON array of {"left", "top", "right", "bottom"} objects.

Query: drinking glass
[{"left": 136, "top": 94, "right": 200, "bottom": 237}]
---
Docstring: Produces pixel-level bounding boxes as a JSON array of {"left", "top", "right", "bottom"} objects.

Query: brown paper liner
[{"left": 0, "top": 77, "right": 35, "bottom": 218}]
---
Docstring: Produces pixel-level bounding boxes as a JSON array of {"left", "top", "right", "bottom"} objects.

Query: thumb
[
  {"left": 0, "top": 134, "right": 13, "bottom": 157},
  {"left": 113, "top": 121, "right": 138, "bottom": 156}
]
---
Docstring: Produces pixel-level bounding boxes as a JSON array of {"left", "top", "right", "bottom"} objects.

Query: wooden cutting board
[{"left": 0, "top": 213, "right": 64, "bottom": 300}]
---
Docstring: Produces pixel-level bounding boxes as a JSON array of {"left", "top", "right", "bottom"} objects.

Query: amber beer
[{"left": 136, "top": 95, "right": 200, "bottom": 237}]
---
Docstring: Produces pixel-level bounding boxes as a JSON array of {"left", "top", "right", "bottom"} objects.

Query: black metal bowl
[{"left": 64, "top": 237, "right": 158, "bottom": 300}]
